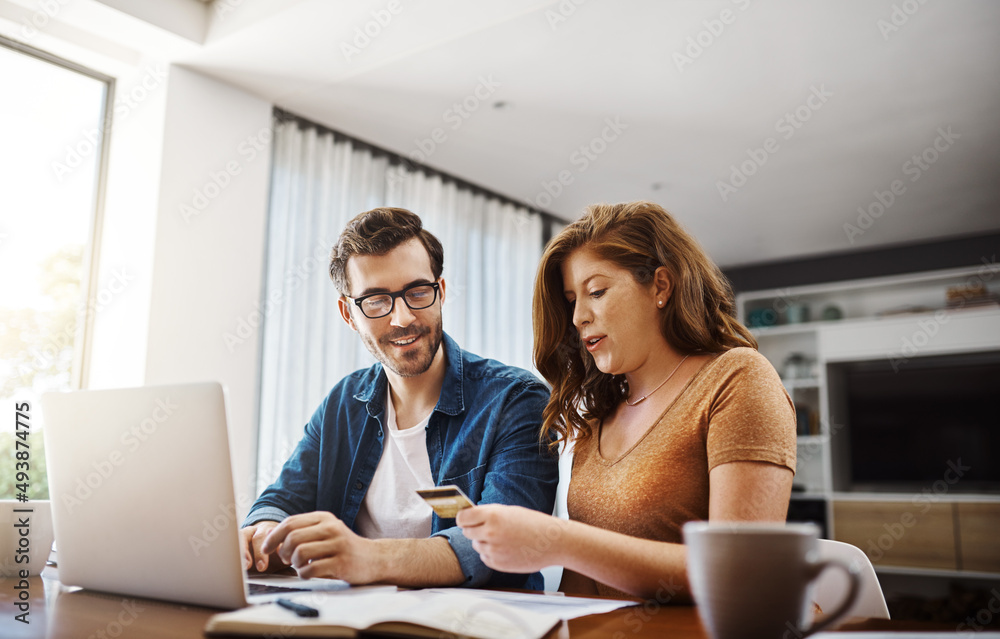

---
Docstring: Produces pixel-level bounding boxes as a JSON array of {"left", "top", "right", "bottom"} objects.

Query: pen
[{"left": 276, "top": 598, "right": 319, "bottom": 618}]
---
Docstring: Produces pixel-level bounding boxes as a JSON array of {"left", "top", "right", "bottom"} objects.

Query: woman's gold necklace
[{"left": 624, "top": 354, "right": 690, "bottom": 406}]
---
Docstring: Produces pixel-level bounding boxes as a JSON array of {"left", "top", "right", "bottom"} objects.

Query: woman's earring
[{"left": 658, "top": 300, "right": 663, "bottom": 307}]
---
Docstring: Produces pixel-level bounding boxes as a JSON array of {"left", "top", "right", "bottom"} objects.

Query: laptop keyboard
[{"left": 247, "top": 582, "right": 310, "bottom": 595}]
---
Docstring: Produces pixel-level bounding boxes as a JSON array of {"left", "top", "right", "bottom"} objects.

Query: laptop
[{"left": 41, "top": 381, "right": 355, "bottom": 608}]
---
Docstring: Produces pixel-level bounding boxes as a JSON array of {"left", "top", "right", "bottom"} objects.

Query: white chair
[
  {"left": 541, "top": 449, "right": 574, "bottom": 592},
  {"left": 814, "top": 539, "right": 890, "bottom": 620}
]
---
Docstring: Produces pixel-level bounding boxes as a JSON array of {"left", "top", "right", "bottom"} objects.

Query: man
[{"left": 241, "top": 207, "right": 558, "bottom": 590}]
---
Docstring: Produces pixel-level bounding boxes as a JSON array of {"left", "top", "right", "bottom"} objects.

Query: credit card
[{"left": 416, "top": 485, "right": 474, "bottom": 518}]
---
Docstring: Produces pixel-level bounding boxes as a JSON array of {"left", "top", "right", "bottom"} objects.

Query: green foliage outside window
[
  {"left": 0, "top": 431, "right": 48, "bottom": 500},
  {"left": 0, "top": 245, "right": 82, "bottom": 500}
]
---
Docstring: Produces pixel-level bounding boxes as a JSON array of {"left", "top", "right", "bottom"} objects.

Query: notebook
[
  {"left": 205, "top": 589, "right": 562, "bottom": 639},
  {"left": 41, "top": 381, "right": 365, "bottom": 608}
]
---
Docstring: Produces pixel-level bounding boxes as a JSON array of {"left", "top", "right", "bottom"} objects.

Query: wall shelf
[
  {"left": 831, "top": 492, "right": 1000, "bottom": 504},
  {"left": 790, "top": 492, "right": 828, "bottom": 501},
  {"left": 872, "top": 565, "right": 1000, "bottom": 580},
  {"left": 749, "top": 323, "right": 820, "bottom": 337},
  {"left": 782, "top": 378, "right": 820, "bottom": 390}
]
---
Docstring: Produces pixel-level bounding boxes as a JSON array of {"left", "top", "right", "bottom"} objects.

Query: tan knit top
[{"left": 565, "top": 347, "right": 797, "bottom": 597}]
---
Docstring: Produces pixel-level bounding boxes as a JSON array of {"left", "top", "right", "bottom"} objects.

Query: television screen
[{"left": 845, "top": 352, "right": 1000, "bottom": 492}]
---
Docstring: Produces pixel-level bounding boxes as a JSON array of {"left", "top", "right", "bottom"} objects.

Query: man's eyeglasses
[{"left": 348, "top": 282, "right": 441, "bottom": 319}]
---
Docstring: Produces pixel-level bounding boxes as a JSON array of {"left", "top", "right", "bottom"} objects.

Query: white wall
[
  {"left": 87, "top": 59, "right": 169, "bottom": 392},
  {"left": 144, "top": 65, "right": 272, "bottom": 507}
]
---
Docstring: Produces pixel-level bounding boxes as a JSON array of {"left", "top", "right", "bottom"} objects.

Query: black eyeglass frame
[{"left": 348, "top": 281, "right": 441, "bottom": 319}]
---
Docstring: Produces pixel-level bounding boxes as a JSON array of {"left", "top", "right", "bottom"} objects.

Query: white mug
[
  {"left": 683, "top": 522, "right": 860, "bottom": 639},
  {"left": 0, "top": 499, "right": 54, "bottom": 577}
]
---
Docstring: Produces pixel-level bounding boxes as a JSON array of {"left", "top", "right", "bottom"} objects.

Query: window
[{"left": 0, "top": 37, "right": 112, "bottom": 499}]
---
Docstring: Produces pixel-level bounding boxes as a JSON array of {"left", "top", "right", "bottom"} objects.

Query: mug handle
[{"left": 797, "top": 558, "right": 861, "bottom": 637}]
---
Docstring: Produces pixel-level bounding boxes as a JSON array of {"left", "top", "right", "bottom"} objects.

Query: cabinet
[
  {"left": 736, "top": 264, "right": 1000, "bottom": 577},
  {"left": 830, "top": 499, "right": 1000, "bottom": 575},
  {"left": 957, "top": 502, "right": 1000, "bottom": 573},
  {"left": 831, "top": 500, "right": 957, "bottom": 571}
]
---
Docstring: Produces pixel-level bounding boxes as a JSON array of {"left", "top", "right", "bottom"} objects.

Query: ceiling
[{"left": 10, "top": 0, "right": 1000, "bottom": 267}]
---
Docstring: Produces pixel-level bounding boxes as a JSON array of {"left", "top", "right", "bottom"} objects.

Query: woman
[{"left": 457, "top": 201, "right": 796, "bottom": 600}]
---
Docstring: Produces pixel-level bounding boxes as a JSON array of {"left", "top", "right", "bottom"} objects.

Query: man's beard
[{"left": 359, "top": 314, "right": 444, "bottom": 378}]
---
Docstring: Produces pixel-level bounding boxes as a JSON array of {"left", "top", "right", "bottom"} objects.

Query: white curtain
[{"left": 256, "top": 119, "right": 544, "bottom": 490}]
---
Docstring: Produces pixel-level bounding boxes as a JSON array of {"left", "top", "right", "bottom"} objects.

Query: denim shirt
[{"left": 244, "top": 332, "right": 559, "bottom": 589}]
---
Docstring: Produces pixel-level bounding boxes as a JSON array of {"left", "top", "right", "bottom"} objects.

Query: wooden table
[{"left": 0, "top": 568, "right": 956, "bottom": 638}]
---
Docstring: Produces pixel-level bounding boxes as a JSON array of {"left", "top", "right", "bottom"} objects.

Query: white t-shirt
[{"left": 354, "top": 390, "right": 435, "bottom": 539}]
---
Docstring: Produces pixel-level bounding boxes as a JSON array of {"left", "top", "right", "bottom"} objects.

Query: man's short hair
[{"left": 329, "top": 207, "right": 444, "bottom": 296}]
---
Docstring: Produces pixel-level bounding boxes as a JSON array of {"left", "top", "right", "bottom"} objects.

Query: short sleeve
[{"left": 705, "top": 348, "right": 797, "bottom": 474}]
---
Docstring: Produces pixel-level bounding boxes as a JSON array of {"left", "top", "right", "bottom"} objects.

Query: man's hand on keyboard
[{"left": 241, "top": 521, "right": 288, "bottom": 573}]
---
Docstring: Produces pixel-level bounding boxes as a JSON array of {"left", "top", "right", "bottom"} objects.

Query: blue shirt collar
[{"left": 353, "top": 331, "right": 465, "bottom": 418}]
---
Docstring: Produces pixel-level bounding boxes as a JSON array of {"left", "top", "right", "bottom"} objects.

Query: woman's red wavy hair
[{"left": 533, "top": 201, "right": 757, "bottom": 450}]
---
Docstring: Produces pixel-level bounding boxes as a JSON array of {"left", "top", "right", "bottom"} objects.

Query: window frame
[{"left": 0, "top": 34, "right": 115, "bottom": 390}]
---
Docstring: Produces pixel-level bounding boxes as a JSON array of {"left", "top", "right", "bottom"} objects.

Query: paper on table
[{"left": 426, "top": 588, "right": 638, "bottom": 620}]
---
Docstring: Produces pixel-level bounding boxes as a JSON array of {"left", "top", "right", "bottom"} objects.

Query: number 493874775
[{"left": 15, "top": 402, "right": 31, "bottom": 500}]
